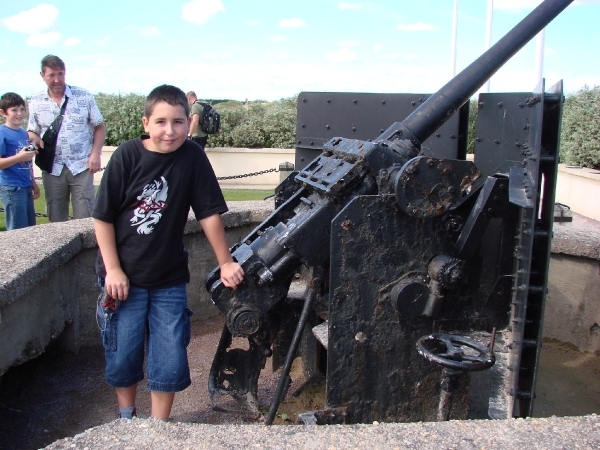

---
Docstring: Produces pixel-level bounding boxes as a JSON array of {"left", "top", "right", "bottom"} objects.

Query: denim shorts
[
  {"left": 97, "top": 282, "right": 193, "bottom": 392},
  {"left": 0, "top": 185, "right": 35, "bottom": 230}
]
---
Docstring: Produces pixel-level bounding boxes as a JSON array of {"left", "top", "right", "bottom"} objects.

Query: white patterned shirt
[{"left": 27, "top": 85, "right": 104, "bottom": 176}]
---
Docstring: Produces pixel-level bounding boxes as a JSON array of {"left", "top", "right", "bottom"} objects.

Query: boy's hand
[
  {"left": 105, "top": 268, "right": 130, "bottom": 300},
  {"left": 27, "top": 133, "right": 43, "bottom": 149},
  {"left": 17, "top": 147, "right": 36, "bottom": 163},
  {"left": 220, "top": 261, "right": 244, "bottom": 290},
  {"left": 32, "top": 183, "right": 41, "bottom": 200}
]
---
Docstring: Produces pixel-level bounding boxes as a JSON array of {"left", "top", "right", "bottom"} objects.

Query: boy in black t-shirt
[{"left": 92, "top": 85, "right": 244, "bottom": 420}]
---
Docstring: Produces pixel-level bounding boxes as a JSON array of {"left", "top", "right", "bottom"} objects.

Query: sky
[{"left": 0, "top": 0, "right": 598, "bottom": 101}]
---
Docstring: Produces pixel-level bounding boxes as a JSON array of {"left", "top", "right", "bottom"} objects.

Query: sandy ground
[{"left": 0, "top": 315, "right": 598, "bottom": 450}]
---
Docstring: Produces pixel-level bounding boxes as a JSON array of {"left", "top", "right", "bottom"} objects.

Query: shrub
[
  {"left": 95, "top": 93, "right": 145, "bottom": 146},
  {"left": 560, "top": 85, "right": 600, "bottom": 169}
]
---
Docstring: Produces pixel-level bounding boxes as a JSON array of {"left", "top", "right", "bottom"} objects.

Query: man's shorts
[{"left": 97, "top": 282, "right": 193, "bottom": 392}]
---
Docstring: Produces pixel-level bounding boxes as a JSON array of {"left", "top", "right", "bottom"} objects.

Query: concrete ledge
[
  {"left": 44, "top": 415, "right": 599, "bottom": 449},
  {"left": 0, "top": 200, "right": 272, "bottom": 376},
  {"left": 551, "top": 213, "right": 600, "bottom": 260},
  {"left": 556, "top": 164, "right": 600, "bottom": 222}
]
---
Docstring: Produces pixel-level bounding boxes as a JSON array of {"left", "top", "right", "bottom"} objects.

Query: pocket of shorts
[
  {"left": 183, "top": 307, "right": 194, "bottom": 347},
  {"left": 97, "top": 304, "right": 118, "bottom": 352}
]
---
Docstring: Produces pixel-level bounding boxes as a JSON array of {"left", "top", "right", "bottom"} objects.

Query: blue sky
[{"left": 0, "top": 0, "right": 598, "bottom": 101}]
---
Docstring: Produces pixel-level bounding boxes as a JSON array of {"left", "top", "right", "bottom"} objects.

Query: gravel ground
[{"left": 44, "top": 415, "right": 600, "bottom": 450}]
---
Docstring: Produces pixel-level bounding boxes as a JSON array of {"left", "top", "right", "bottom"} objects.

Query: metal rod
[{"left": 264, "top": 287, "right": 317, "bottom": 425}]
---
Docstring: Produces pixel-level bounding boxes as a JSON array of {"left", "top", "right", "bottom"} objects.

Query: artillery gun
[{"left": 206, "top": 0, "right": 572, "bottom": 424}]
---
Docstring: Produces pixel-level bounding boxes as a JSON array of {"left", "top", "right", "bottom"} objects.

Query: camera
[{"left": 23, "top": 144, "right": 37, "bottom": 151}]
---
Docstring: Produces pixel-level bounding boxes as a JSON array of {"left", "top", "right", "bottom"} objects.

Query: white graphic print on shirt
[{"left": 130, "top": 177, "right": 169, "bottom": 234}]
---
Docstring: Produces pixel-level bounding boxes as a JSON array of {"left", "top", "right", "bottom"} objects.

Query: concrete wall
[
  {"left": 555, "top": 164, "right": 600, "bottom": 222},
  {"left": 32, "top": 147, "right": 297, "bottom": 188},
  {"left": 0, "top": 201, "right": 272, "bottom": 376},
  {"left": 545, "top": 255, "right": 600, "bottom": 353}
]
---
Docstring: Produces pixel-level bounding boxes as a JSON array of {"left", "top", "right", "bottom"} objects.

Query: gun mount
[{"left": 206, "top": 0, "right": 572, "bottom": 424}]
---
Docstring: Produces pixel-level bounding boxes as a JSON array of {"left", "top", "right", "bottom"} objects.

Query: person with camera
[
  {"left": 26, "top": 55, "right": 105, "bottom": 222},
  {"left": 0, "top": 92, "right": 40, "bottom": 230}
]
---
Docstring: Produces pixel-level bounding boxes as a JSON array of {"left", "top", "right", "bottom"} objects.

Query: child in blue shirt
[{"left": 0, "top": 92, "right": 40, "bottom": 230}]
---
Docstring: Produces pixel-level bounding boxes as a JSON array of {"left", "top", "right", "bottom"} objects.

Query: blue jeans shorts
[
  {"left": 97, "top": 281, "right": 193, "bottom": 392},
  {"left": 0, "top": 185, "right": 35, "bottom": 230}
]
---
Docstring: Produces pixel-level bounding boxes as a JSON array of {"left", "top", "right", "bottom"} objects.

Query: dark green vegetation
[
  {"left": 95, "top": 94, "right": 297, "bottom": 149},
  {"left": 559, "top": 85, "right": 600, "bottom": 169}
]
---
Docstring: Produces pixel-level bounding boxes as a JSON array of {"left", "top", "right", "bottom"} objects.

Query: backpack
[{"left": 196, "top": 101, "right": 220, "bottom": 134}]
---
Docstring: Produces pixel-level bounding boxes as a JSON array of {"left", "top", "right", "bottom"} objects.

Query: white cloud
[
  {"left": 26, "top": 31, "right": 61, "bottom": 47},
  {"left": 202, "top": 52, "right": 233, "bottom": 59},
  {"left": 63, "top": 37, "right": 81, "bottom": 47},
  {"left": 264, "top": 52, "right": 291, "bottom": 60},
  {"left": 245, "top": 20, "right": 260, "bottom": 26},
  {"left": 338, "top": 2, "right": 363, "bottom": 10},
  {"left": 268, "top": 35, "right": 287, "bottom": 42},
  {"left": 182, "top": 0, "right": 225, "bottom": 25},
  {"left": 396, "top": 22, "right": 439, "bottom": 32},
  {"left": 373, "top": 44, "right": 382, "bottom": 52},
  {"left": 94, "top": 60, "right": 114, "bottom": 67},
  {"left": 326, "top": 47, "right": 358, "bottom": 62},
  {"left": 96, "top": 36, "right": 110, "bottom": 47},
  {"left": 339, "top": 39, "right": 361, "bottom": 48},
  {"left": 278, "top": 18, "right": 306, "bottom": 28},
  {"left": 126, "top": 26, "right": 162, "bottom": 37},
  {"left": 545, "top": 47, "right": 556, "bottom": 57},
  {"left": 1, "top": 4, "right": 59, "bottom": 33}
]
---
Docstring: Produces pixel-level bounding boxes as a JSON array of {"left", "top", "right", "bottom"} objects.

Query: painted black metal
[
  {"left": 295, "top": 92, "right": 467, "bottom": 170},
  {"left": 416, "top": 334, "right": 495, "bottom": 372},
  {"left": 205, "top": 0, "right": 570, "bottom": 424}
]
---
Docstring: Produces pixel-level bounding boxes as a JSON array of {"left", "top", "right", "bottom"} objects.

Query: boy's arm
[
  {"left": 93, "top": 218, "right": 130, "bottom": 300},
  {"left": 0, "top": 147, "right": 36, "bottom": 170},
  {"left": 199, "top": 213, "right": 244, "bottom": 289},
  {"left": 32, "top": 180, "right": 41, "bottom": 199},
  {"left": 189, "top": 113, "right": 200, "bottom": 137}
]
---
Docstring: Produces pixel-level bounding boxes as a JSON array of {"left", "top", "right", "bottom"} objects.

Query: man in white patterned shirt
[{"left": 27, "top": 55, "right": 106, "bottom": 222}]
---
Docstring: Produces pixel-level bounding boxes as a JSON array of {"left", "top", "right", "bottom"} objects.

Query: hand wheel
[{"left": 416, "top": 333, "right": 495, "bottom": 371}]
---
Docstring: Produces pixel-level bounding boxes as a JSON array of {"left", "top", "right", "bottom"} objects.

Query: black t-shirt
[{"left": 93, "top": 137, "right": 227, "bottom": 289}]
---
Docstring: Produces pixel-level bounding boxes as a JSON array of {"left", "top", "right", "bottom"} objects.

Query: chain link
[{"left": 216, "top": 167, "right": 279, "bottom": 180}]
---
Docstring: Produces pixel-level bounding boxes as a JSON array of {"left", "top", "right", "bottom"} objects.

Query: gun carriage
[{"left": 206, "top": 0, "right": 572, "bottom": 424}]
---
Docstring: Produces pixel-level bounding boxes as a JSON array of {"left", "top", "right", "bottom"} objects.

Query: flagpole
[
  {"left": 451, "top": 0, "right": 459, "bottom": 77},
  {"left": 484, "top": 0, "right": 494, "bottom": 93}
]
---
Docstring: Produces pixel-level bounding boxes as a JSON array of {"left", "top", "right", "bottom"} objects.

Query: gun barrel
[{"left": 391, "top": 0, "right": 572, "bottom": 146}]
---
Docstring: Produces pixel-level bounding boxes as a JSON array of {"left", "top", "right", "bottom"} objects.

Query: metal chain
[
  {"left": 216, "top": 167, "right": 279, "bottom": 180},
  {"left": 3, "top": 167, "right": 280, "bottom": 219}
]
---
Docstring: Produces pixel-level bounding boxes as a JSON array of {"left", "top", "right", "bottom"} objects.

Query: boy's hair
[
  {"left": 0, "top": 92, "right": 26, "bottom": 113},
  {"left": 41, "top": 54, "right": 66, "bottom": 73},
  {"left": 145, "top": 85, "right": 190, "bottom": 118}
]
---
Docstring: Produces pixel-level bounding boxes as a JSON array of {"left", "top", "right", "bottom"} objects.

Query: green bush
[
  {"left": 95, "top": 93, "right": 145, "bottom": 146},
  {"left": 467, "top": 99, "right": 478, "bottom": 154},
  {"left": 560, "top": 85, "right": 600, "bottom": 169}
]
